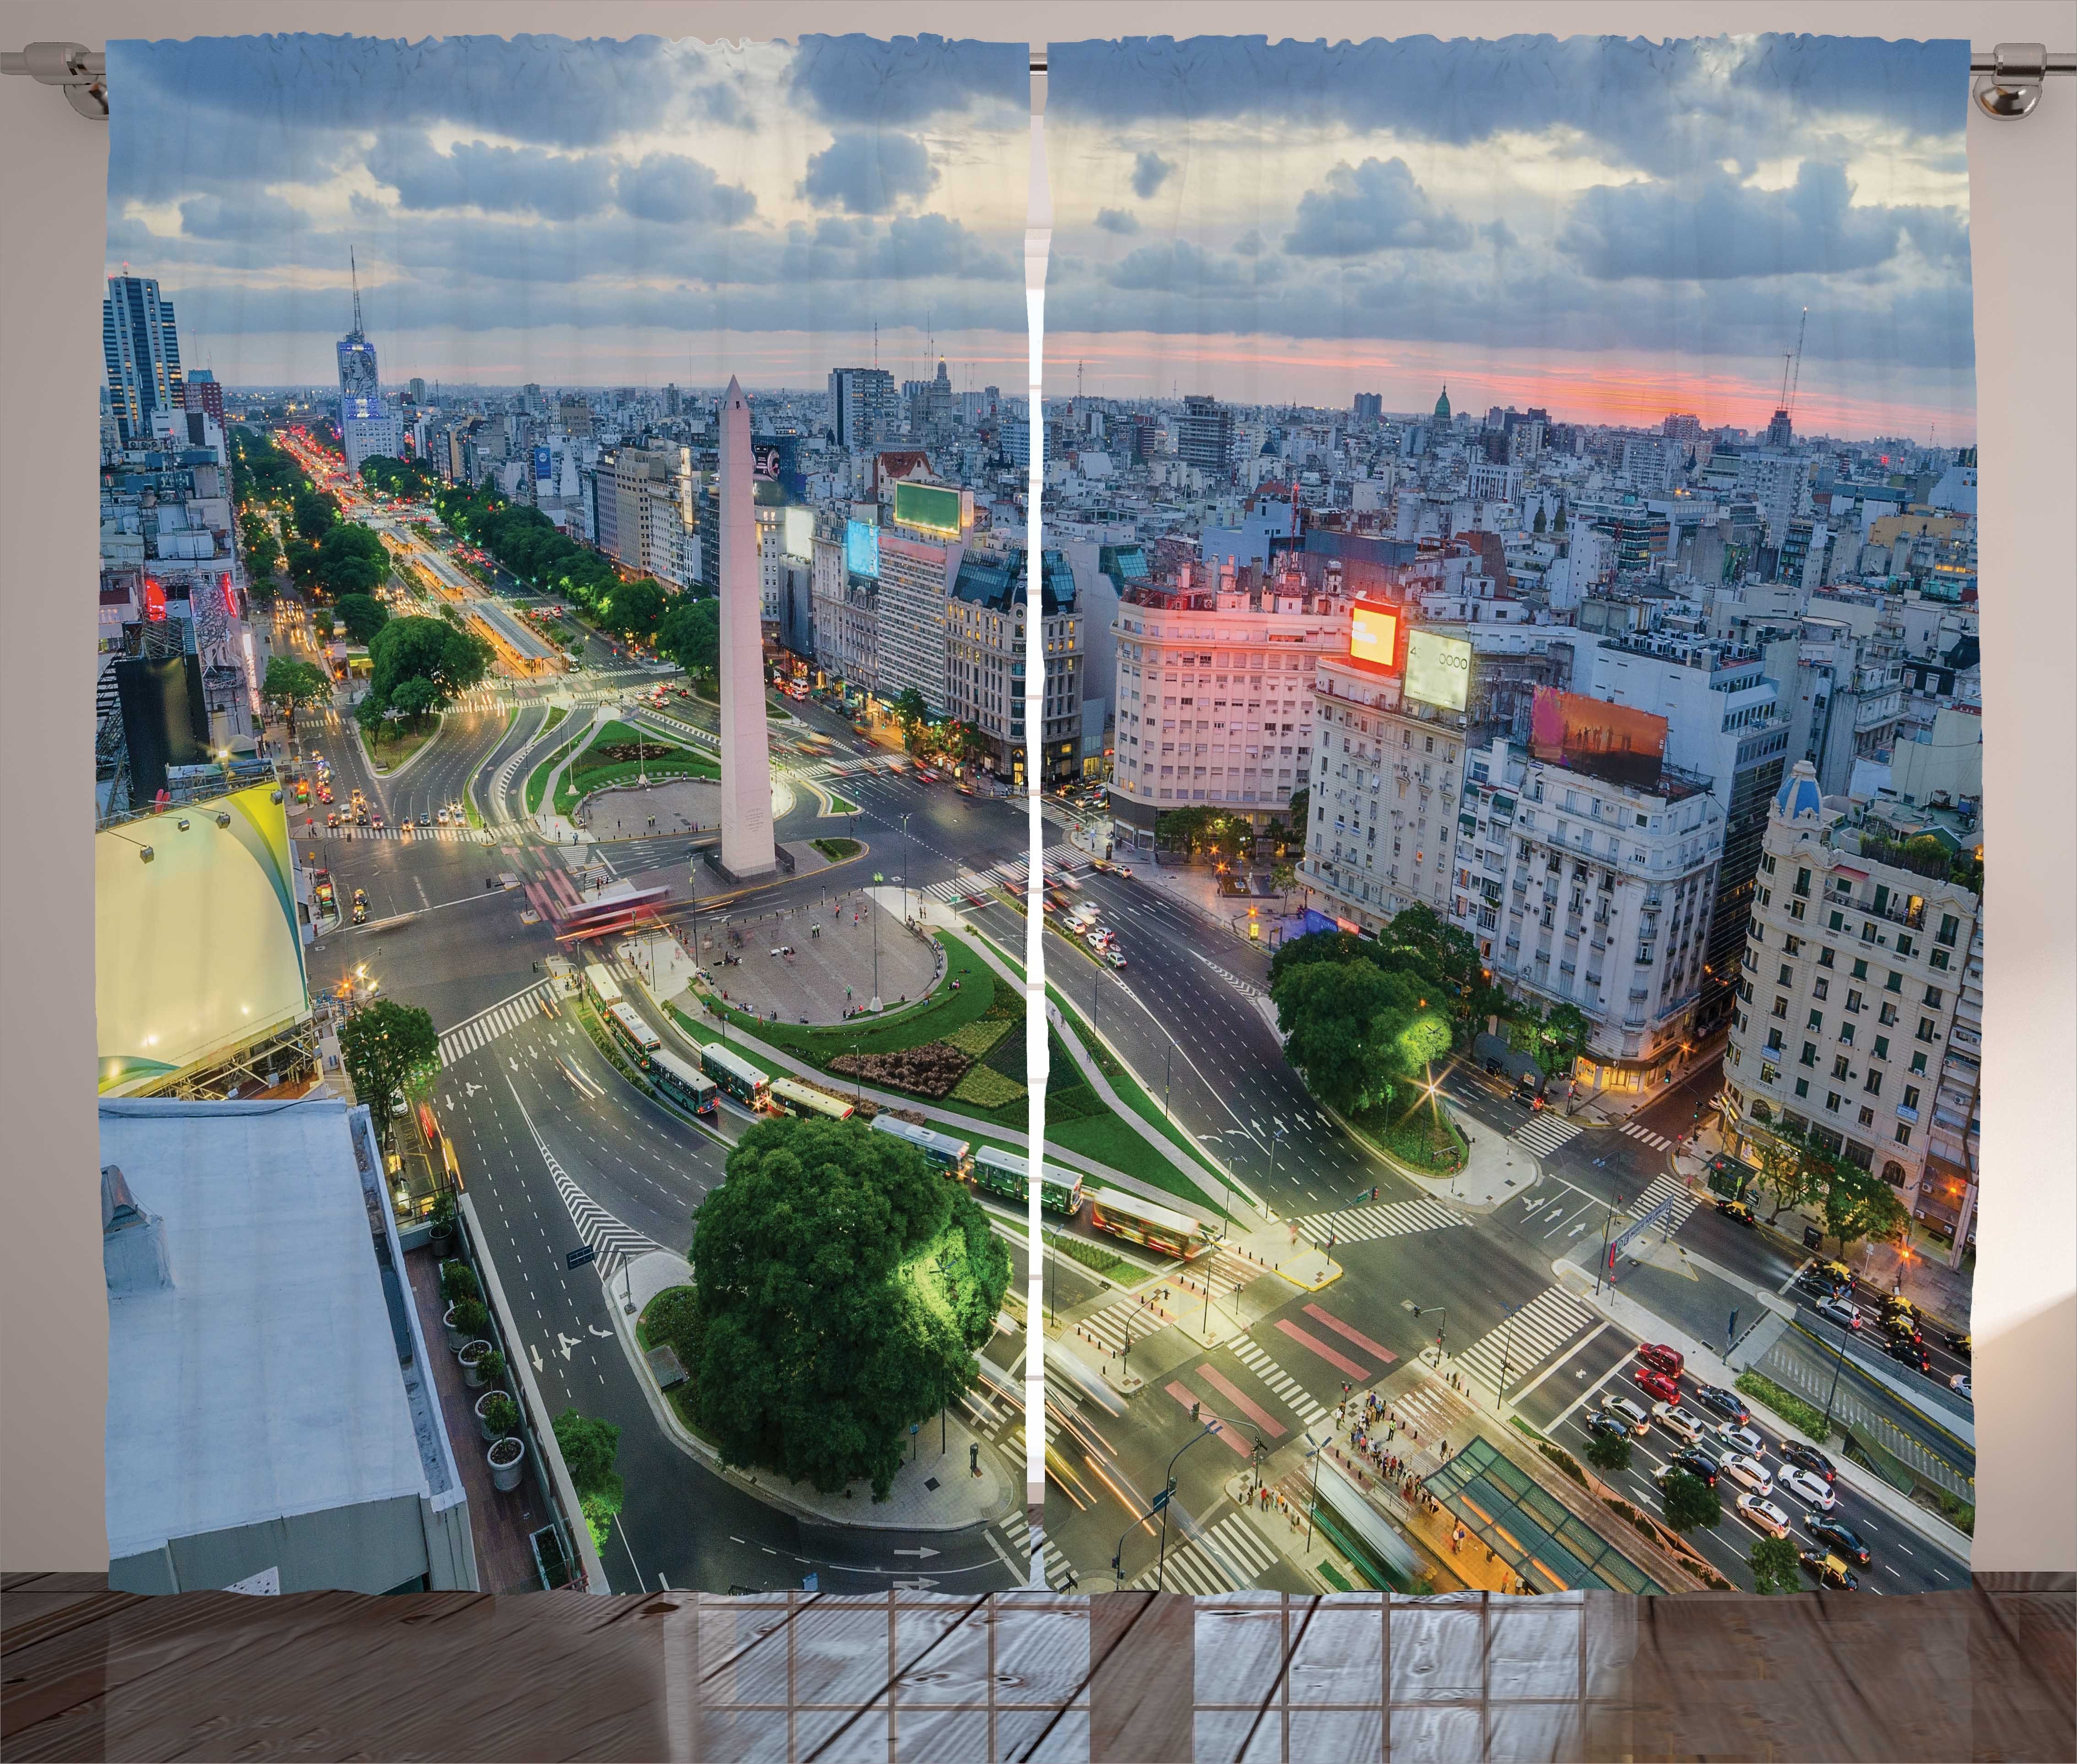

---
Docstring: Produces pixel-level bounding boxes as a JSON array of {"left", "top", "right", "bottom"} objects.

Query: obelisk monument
[{"left": 716, "top": 376, "right": 777, "bottom": 880}]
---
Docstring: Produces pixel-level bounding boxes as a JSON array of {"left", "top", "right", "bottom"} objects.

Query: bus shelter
[{"left": 1422, "top": 1438, "right": 1664, "bottom": 1595}]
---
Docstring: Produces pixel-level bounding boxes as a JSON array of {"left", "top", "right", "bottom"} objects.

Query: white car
[
  {"left": 1948, "top": 1373, "right": 1973, "bottom": 1400},
  {"left": 1719, "top": 1453, "right": 1774, "bottom": 1496},
  {"left": 1716, "top": 1420, "right": 1766, "bottom": 1459},
  {"left": 1778, "top": 1465, "right": 1837, "bottom": 1511},
  {"left": 1735, "top": 1493, "right": 1794, "bottom": 1539},
  {"left": 1601, "top": 1395, "right": 1651, "bottom": 1434},
  {"left": 1656, "top": 1405, "right": 1707, "bottom": 1446},
  {"left": 436, "top": 808, "right": 451, "bottom": 825}
]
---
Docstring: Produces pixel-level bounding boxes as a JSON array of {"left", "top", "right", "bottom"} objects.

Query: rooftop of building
[
  {"left": 951, "top": 546, "right": 1077, "bottom": 615},
  {"left": 97, "top": 1098, "right": 452, "bottom": 1563}
]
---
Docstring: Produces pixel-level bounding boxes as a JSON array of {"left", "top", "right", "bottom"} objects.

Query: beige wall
[{"left": 5, "top": 0, "right": 2071, "bottom": 1578}]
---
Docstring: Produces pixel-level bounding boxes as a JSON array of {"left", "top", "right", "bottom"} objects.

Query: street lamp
[
  {"left": 1300, "top": 1429, "right": 1329, "bottom": 1551},
  {"left": 1110, "top": 1420, "right": 1224, "bottom": 1591},
  {"left": 898, "top": 812, "right": 913, "bottom": 925},
  {"left": 1818, "top": 1310, "right": 1854, "bottom": 1438}
]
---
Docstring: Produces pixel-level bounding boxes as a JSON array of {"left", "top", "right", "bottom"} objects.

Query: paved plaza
[
  {"left": 574, "top": 773, "right": 795, "bottom": 839},
  {"left": 688, "top": 883, "right": 940, "bottom": 1026}
]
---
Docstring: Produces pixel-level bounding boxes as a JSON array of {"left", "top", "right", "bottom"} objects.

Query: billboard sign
[
  {"left": 892, "top": 480, "right": 966, "bottom": 536},
  {"left": 1530, "top": 686, "right": 1668, "bottom": 789},
  {"left": 1404, "top": 628, "right": 1473, "bottom": 710},
  {"left": 783, "top": 506, "right": 814, "bottom": 562},
  {"left": 1347, "top": 600, "right": 1402, "bottom": 674},
  {"left": 845, "top": 518, "right": 881, "bottom": 579},
  {"left": 532, "top": 445, "right": 553, "bottom": 481}
]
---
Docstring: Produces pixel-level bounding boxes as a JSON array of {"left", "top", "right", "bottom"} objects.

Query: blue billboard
[
  {"left": 845, "top": 518, "right": 881, "bottom": 579},
  {"left": 532, "top": 445, "right": 553, "bottom": 482}
]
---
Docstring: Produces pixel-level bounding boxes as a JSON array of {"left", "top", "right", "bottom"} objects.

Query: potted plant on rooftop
[
  {"left": 449, "top": 1297, "right": 490, "bottom": 1356},
  {"left": 477, "top": 1389, "right": 519, "bottom": 1443},
  {"left": 487, "top": 1433, "right": 527, "bottom": 1493},
  {"left": 429, "top": 1190, "right": 457, "bottom": 1256},
  {"left": 476, "top": 1348, "right": 507, "bottom": 1390},
  {"left": 459, "top": 1337, "right": 494, "bottom": 1387}
]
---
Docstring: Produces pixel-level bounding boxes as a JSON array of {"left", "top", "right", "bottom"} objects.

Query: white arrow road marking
[
  {"left": 509, "top": 1056, "right": 520, "bottom": 1072},
  {"left": 893, "top": 1579, "right": 939, "bottom": 1591},
  {"left": 588, "top": 1324, "right": 612, "bottom": 1338},
  {"left": 558, "top": 1332, "right": 580, "bottom": 1359},
  {"left": 892, "top": 1546, "right": 940, "bottom": 1559},
  {"left": 464, "top": 1081, "right": 484, "bottom": 1098},
  {"left": 530, "top": 1344, "right": 544, "bottom": 1372}
]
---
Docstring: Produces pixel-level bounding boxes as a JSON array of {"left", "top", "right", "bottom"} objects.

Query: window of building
[
  {"left": 1800, "top": 1041, "right": 1818, "bottom": 1067},
  {"left": 1873, "top": 1035, "right": 1889, "bottom": 1060},
  {"left": 1858, "top": 1105, "right": 1876, "bottom": 1128},
  {"left": 1839, "top": 1024, "right": 1855, "bottom": 1046},
  {"left": 1902, "top": 1084, "right": 1921, "bottom": 1111},
  {"left": 1879, "top": 1002, "right": 1899, "bottom": 1027},
  {"left": 1778, "top": 963, "right": 1794, "bottom": 986},
  {"left": 1909, "top": 1050, "right": 1928, "bottom": 1076},
  {"left": 1825, "top": 1091, "right": 1842, "bottom": 1113},
  {"left": 1832, "top": 1055, "right": 1850, "bottom": 1080},
  {"left": 1794, "top": 1077, "right": 1810, "bottom": 1098},
  {"left": 1772, "top": 997, "right": 1789, "bottom": 1018},
  {"left": 1923, "top": 985, "right": 1943, "bottom": 1009},
  {"left": 1811, "top": 977, "right": 1827, "bottom": 1000}
]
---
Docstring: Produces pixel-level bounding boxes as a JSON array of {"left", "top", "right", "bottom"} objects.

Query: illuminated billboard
[
  {"left": 782, "top": 506, "right": 814, "bottom": 562},
  {"left": 1404, "top": 629, "right": 1473, "bottom": 710},
  {"left": 1530, "top": 686, "right": 1668, "bottom": 789},
  {"left": 532, "top": 445, "right": 553, "bottom": 481},
  {"left": 1348, "top": 601, "right": 1402, "bottom": 673},
  {"left": 892, "top": 480, "right": 966, "bottom": 535},
  {"left": 845, "top": 518, "right": 881, "bottom": 579}
]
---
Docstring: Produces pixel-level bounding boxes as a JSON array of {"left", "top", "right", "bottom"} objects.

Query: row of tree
[
  {"left": 353, "top": 615, "right": 493, "bottom": 738},
  {"left": 1745, "top": 1115, "right": 1909, "bottom": 1256},
  {"left": 229, "top": 428, "right": 393, "bottom": 599},
  {"left": 359, "top": 455, "right": 442, "bottom": 500},
  {"left": 884, "top": 686, "right": 990, "bottom": 769}
]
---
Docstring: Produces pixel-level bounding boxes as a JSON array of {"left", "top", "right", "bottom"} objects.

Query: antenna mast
[
  {"left": 872, "top": 321, "right": 879, "bottom": 370},
  {"left": 1786, "top": 305, "right": 1808, "bottom": 418},
  {"left": 350, "top": 248, "right": 364, "bottom": 337}
]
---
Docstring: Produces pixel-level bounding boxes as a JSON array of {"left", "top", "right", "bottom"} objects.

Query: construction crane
[{"left": 1783, "top": 306, "right": 1808, "bottom": 418}]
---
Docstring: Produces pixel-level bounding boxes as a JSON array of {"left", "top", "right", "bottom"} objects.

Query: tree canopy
[
  {"left": 260, "top": 656, "right": 330, "bottom": 734},
  {"left": 656, "top": 595, "right": 721, "bottom": 678},
  {"left": 1747, "top": 1117, "right": 1908, "bottom": 1252},
  {"left": 551, "top": 1409, "right": 625, "bottom": 1549},
  {"left": 335, "top": 592, "right": 390, "bottom": 646},
  {"left": 1156, "top": 805, "right": 1258, "bottom": 858},
  {"left": 359, "top": 455, "right": 441, "bottom": 499},
  {"left": 1658, "top": 1469, "right": 1722, "bottom": 1536},
  {"left": 1749, "top": 1534, "right": 1801, "bottom": 1595},
  {"left": 685, "top": 1116, "right": 1011, "bottom": 1500},
  {"left": 1584, "top": 1427, "right": 1632, "bottom": 1476},
  {"left": 314, "top": 522, "right": 390, "bottom": 597},
  {"left": 291, "top": 488, "right": 341, "bottom": 544},
  {"left": 337, "top": 999, "right": 439, "bottom": 1126},
  {"left": 433, "top": 480, "right": 672, "bottom": 639},
  {"left": 362, "top": 614, "right": 492, "bottom": 721}
]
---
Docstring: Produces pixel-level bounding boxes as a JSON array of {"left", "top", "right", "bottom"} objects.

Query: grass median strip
[{"left": 1734, "top": 1370, "right": 1833, "bottom": 1443}]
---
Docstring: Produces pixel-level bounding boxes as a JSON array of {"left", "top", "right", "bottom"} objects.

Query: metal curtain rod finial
[{"left": 5, "top": 38, "right": 2074, "bottom": 122}]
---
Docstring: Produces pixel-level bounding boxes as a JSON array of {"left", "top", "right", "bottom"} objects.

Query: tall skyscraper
[
  {"left": 1175, "top": 395, "right": 1232, "bottom": 476},
  {"left": 716, "top": 377, "right": 778, "bottom": 882},
  {"left": 336, "top": 252, "right": 402, "bottom": 473},
  {"left": 828, "top": 367, "right": 898, "bottom": 448},
  {"left": 103, "top": 274, "right": 184, "bottom": 448}
]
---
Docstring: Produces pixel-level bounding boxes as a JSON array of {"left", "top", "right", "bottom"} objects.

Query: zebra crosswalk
[
  {"left": 1228, "top": 1337, "right": 1334, "bottom": 1429},
  {"left": 1073, "top": 1290, "right": 1177, "bottom": 1360},
  {"left": 1000, "top": 1511, "right": 1078, "bottom": 1591},
  {"left": 310, "top": 824, "right": 493, "bottom": 844},
  {"left": 1128, "top": 1510, "right": 1280, "bottom": 1595},
  {"left": 1512, "top": 1111, "right": 1585, "bottom": 1157},
  {"left": 1619, "top": 1119, "right": 1676, "bottom": 1151},
  {"left": 1453, "top": 1285, "right": 1597, "bottom": 1396},
  {"left": 1628, "top": 1172, "right": 1701, "bottom": 1232},
  {"left": 439, "top": 982, "right": 555, "bottom": 1067},
  {"left": 1293, "top": 1196, "right": 1464, "bottom": 1248},
  {"left": 923, "top": 843, "right": 1089, "bottom": 904}
]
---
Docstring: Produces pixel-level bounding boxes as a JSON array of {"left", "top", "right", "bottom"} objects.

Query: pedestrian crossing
[
  {"left": 923, "top": 843, "right": 1090, "bottom": 904},
  {"left": 1512, "top": 1111, "right": 1585, "bottom": 1157},
  {"left": 1293, "top": 1196, "right": 1464, "bottom": 1248},
  {"left": 309, "top": 824, "right": 493, "bottom": 844},
  {"left": 1128, "top": 1510, "right": 1280, "bottom": 1595},
  {"left": 1628, "top": 1172, "right": 1701, "bottom": 1233},
  {"left": 439, "top": 981, "right": 555, "bottom": 1067},
  {"left": 1072, "top": 1290, "right": 1177, "bottom": 1361},
  {"left": 1228, "top": 1337, "right": 1334, "bottom": 1429},
  {"left": 1619, "top": 1119, "right": 1676, "bottom": 1151},
  {"left": 1452, "top": 1285, "right": 1598, "bottom": 1397},
  {"left": 999, "top": 1511, "right": 1079, "bottom": 1592}
]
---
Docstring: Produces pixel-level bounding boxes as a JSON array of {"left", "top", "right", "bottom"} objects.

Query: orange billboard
[{"left": 1348, "top": 601, "right": 1402, "bottom": 673}]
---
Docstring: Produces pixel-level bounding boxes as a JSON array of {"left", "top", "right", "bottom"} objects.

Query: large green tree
[
  {"left": 1658, "top": 1469, "right": 1722, "bottom": 1538},
  {"left": 1820, "top": 1156, "right": 1909, "bottom": 1257},
  {"left": 315, "top": 523, "right": 390, "bottom": 597},
  {"left": 337, "top": 998, "right": 439, "bottom": 1127},
  {"left": 686, "top": 1117, "right": 1011, "bottom": 1500},
  {"left": 239, "top": 511, "right": 282, "bottom": 584},
  {"left": 364, "top": 614, "right": 492, "bottom": 716},
  {"left": 1750, "top": 1119, "right": 1826, "bottom": 1225},
  {"left": 1272, "top": 956, "right": 1447, "bottom": 1116},
  {"left": 292, "top": 488, "right": 340, "bottom": 544},
  {"left": 656, "top": 595, "right": 721, "bottom": 678},
  {"left": 391, "top": 675, "right": 441, "bottom": 726},
  {"left": 551, "top": 1409, "right": 625, "bottom": 1549},
  {"left": 599, "top": 577, "right": 668, "bottom": 639},
  {"left": 1584, "top": 1427, "right": 1632, "bottom": 1476},
  {"left": 335, "top": 592, "right": 390, "bottom": 646},
  {"left": 260, "top": 655, "right": 330, "bottom": 739}
]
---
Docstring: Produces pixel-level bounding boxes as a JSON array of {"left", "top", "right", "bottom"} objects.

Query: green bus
[
  {"left": 700, "top": 1042, "right": 770, "bottom": 1110},
  {"left": 973, "top": 1144, "right": 1084, "bottom": 1217}
]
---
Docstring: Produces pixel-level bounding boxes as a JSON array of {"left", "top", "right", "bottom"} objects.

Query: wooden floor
[{"left": 2, "top": 1576, "right": 2068, "bottom": 1760}]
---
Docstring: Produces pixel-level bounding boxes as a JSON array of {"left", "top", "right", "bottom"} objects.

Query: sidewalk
[
  {"left": 603, "top": 1251, "right": 1018, "bottom": 1534},
  {"left": 1326, "top": 1095, "right": 1530, "bottom": 1211}
]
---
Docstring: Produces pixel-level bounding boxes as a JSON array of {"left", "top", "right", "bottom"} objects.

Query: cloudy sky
[
  {"left": 1044, "top": 35, "right": 1976, "bottom": 440},
  {"left": 105, "top": 34, "right": 1029, "bottom": 392}
]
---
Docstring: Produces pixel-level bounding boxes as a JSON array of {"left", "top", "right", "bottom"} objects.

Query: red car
[
  {"left": 1635, "top": 1367, "right": 1682, "bottom": 1405},
  {"left": 1637, "top": 1342, "right": 1686, "bottom": 1379}
]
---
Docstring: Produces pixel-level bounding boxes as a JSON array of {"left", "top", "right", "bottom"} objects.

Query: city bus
[
  {"left": 649, "top": 1048, "right": 718, "bottom": 1118},
  {"left": 604, "top": 1002, "right": 663, "bottom": 1067},
  {"left": 972, "top": 1145, "right": 1085, "bottom": 1217},
  {"left": 582, "top": 962, "right": 624, "bottom": 1009},
  {"left": 769, "top": 1075, "right": 856, "bottom": 1122},
  {"left": 870, "top": 1115, "right": 974, "bottom": 1179},
  {"left": 700, "top": 1042, "right": 771, "bottom": 1111},
  {"left": 1085, "top": 1187, "right": 1212, "bottom": 1261}
]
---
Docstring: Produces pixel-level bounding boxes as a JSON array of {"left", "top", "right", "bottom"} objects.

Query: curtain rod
[{"left": 7, "top": 40, "right": 2075, "bottom": 122}]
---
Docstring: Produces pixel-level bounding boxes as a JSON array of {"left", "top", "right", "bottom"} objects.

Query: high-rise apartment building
[
  {"left": 1108, "top": 559, "right": 1349, "bottom": 847},
  {"left": 180, "top": 369, "right": 223, "bottom": 426},
  {"left": 1176, "top": 395, "right": 1233, "bottom": 477},
  {"left": 946, "top": 549, "right": 1082, "bottom": 783},
  {"left": 335, "top": 260, "right": 401, "bottom": 474},
  {"left": 103, "top": 274, "right": 184, "bottom": 449},
  {"left": 811, "top": 516, "right": 879, "bottom": 696},
  {"left": 828, "top": 367, "right": 899, "bottom": 449},
  {"left": 1722, "top": 763, "right": 1983, "bottom": 1264}
]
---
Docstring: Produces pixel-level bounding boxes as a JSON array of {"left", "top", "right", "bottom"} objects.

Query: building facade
[
  {"left": 1721, "top": 762, "right": 1983, "bottom": 1263},
  {"left": 103, "top": 274, "right": 184, "bottom": 449},
  {"left": 946, "top": 548, "right": 1082, "bottom": 783},
  {"left": 1108, "top": 560, "right": 1349, "bottom": 846}
]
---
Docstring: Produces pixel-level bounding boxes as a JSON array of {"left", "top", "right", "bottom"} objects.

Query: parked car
[
  {"left": 1815, "top": 1296, "right": 1862, "bottom": 1331},
  {"left": 1714, "top": 1198, "right": 1757, "bottom": 1226},
  {"left": 1694, "top": 1384, "right": 1750, "bottom": 1426},
  {"left": 1715, "top": 1420, "right": 1767, "bottom": 1459},
  {"left": 1799, "top": 1550, "right": 1861, "bottom": 1590},
  {"left": 1601, "top": 1394, "right": 1651, "bottom": 1434},
  {"left": 1635, "top": 1368, "right": 1681, "bottom": 1406},
  {"left": 1656, "top": 1405, "right": 1707, "bottom": 1446},
  {"left": 1807, "top": 1518, "right": 1872, "bottom": 1566},
  {"left": 1735, "top": 1493, "right": 1793, "bottom": 1539},
  {"left": 1582, "top": 1410, "right": 1630, "bottom": 1443},
  {"left": 1779, "top": 1441, "right": 1836, "bottom": 1483},
  {"left": 1637, "top": 1343, "right": 1686, "bottom": 1379},
  {"left": 1778, "top": 1465, "right": 1837, "bottom": 1511},
  {"left": 1719, "top": 1453, "right": 1773, "bottom": 1496}
]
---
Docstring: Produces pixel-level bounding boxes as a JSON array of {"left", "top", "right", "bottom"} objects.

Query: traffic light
[{"left": 1191, "top": 1401, "right": 1201, "bottom": 1423}]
